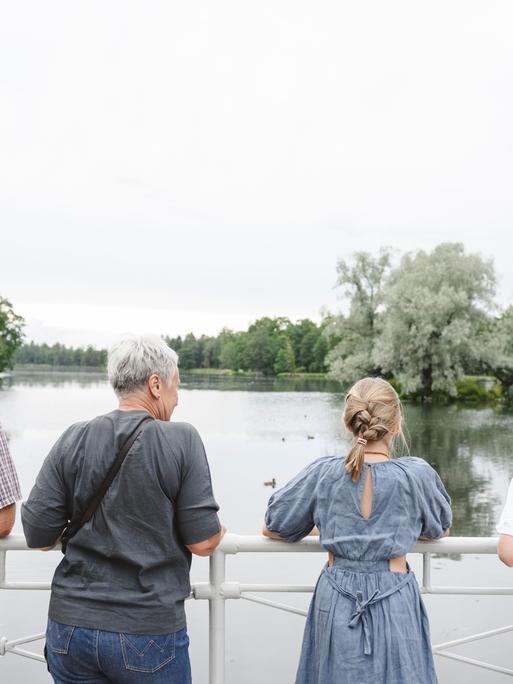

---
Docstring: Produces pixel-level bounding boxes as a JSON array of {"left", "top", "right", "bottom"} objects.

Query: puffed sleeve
[
  {"left": 417, "top": 462, "right": 452, "bottom": 539},
  {"left": 264, "top": 458, "right": 326, "bottom": 542}
]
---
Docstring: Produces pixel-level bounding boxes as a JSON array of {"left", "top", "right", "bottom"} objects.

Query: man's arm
[
  {"left": 174, "top": 425, "right": 223, "bottom": 557},
  {"left": 0, "top": 503, "right": 16, "bottom": 538},
  {"left": 21, "top": 436, "right": 69, "bottom": 548},
  {"left": 186, "top": 526, "right": 226, "bottom": 557}
]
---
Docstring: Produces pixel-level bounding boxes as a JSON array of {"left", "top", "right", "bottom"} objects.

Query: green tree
[
  {"left": 244, "top": 317, "right": 290, "bottom": 374},
  {"left": 375, "top": 243, "right": 495, "bottom": 398},
  {"left": 479, "top": 307, "right": 513, "bottom": 397},
  {"left": 177, "top": 333, "right": 201, "bottom": 369},
  {"left": 326, "top": 249, "right": 391, "bottom": 385},
  {"left": 274, "top": 336, "right": 296, "bottom": 374},
  {"left": 0, "top": 296, "right": 24, "bottom": 372},
  {"left": 311, "top": 333, "right": 328, "bottom": 372},
  {"left": 218, "top": 329, "right": 246, "bottom": 370}
]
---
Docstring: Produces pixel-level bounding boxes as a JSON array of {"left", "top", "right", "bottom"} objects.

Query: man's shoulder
[
  {"left": 153, "top": 421, "right": 200, "bottom": 439},
  {"left": 148, "top": 421, "right": 203, "bottom": 455}
]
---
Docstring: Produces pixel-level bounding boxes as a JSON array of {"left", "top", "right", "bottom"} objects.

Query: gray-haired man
[{"left": 22, "top": 335, "right": 224, "bottom": 683}]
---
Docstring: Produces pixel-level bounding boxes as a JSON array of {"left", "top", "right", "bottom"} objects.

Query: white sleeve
[{"left": 497, "top": 479, "right": 513, "bottom": 535}]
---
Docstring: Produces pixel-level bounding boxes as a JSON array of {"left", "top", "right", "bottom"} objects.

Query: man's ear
[{"left": 148, "top": 374, "right": 161, "bottom": 398}]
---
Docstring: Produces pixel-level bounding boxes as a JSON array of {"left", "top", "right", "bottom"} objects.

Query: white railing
[{"left": 1, "top": 534, "right": 513, "bottom": 681}]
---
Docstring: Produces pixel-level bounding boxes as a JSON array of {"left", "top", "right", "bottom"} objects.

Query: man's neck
[{"left": 118, "top": 393, "right": 158, "bottom": 419}]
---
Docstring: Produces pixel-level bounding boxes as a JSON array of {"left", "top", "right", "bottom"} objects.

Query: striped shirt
[{"left": 0, "top": 423, "right": 22, "bottom": 508}]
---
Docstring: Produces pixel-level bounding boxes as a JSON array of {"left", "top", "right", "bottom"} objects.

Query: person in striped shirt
[{"left": 0, "top": 421, "right": 22, "bottom": 538}]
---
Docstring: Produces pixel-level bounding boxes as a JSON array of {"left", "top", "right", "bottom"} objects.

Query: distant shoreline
[{"left": 11, "top": 365, "right": 331, "bottom": 380}]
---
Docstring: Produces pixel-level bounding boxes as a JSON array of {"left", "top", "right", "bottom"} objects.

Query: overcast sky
[{"left": 1, "top": 2, "right": 512, "bottom": 347}]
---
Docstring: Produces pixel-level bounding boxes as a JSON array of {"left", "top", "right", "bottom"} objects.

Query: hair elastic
[{"left": 357, "top": 437, "right": 368, "bottom": 445}]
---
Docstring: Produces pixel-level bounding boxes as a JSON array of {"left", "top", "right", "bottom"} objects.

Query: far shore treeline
[{"left": 3, "top": 243, "right": 513, "bottom": 402}]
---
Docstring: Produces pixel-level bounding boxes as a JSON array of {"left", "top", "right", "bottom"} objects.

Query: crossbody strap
[{"left": 61, "top": 414, "right": 154, "bottom": 552}]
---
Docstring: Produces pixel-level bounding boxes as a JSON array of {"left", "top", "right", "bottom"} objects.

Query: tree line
[
  {"left": 165, "top": 317, "right": 331, "bottom": 374},
  {"left": 11, "top": 317, "right": 332, "bottom": 375},
  {"left": 14, "top": 342, "right": 107, "bottom": 368},
  {"left": 3, "top": 242, "right": 513, "bottom": 400}
]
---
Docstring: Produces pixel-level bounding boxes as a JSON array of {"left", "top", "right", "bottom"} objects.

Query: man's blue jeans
[{"left": 45, "top": 617, "right": 192, "bottom": 683}]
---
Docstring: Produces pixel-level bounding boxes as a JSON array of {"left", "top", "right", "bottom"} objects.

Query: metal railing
[{"left": 1, "top": 534, "right": 513, "bottom": 681}]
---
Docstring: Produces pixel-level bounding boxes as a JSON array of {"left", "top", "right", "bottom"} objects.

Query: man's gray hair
[{"left": 107, "top": 335, "right": 179, "bottom": 397}]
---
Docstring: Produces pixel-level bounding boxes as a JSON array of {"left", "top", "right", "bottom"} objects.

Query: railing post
[
  {"left": 0, "top": 549, "right": 5, "bottom": 589},
  {"left": 209, "top": 547, "right": 226, "bottom": 684},
  {"left": 423, "top": 552, "right": 432, "bottom": 592}
]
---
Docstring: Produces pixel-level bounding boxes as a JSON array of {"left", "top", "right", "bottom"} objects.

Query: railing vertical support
[
  {"left": 423, "top": 552, "right": 432, "bottom": 592},
  {"left": 209, "top": 548, "right": 226, "bottom": 684},
  {"left": 0, "top": 551, "right": 5, "bottom": 589}
]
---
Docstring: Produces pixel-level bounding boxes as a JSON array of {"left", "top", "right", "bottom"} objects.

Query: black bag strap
[{"left": 61, "top": 414, "right": 154, "bottom": 552}]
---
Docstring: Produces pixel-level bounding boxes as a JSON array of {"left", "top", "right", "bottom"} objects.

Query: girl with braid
[{"left": 263, "top": 377, "right": 451, "bottom": 683}]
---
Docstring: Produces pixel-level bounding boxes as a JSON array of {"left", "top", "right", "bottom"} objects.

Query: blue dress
[{"left": 264, "top": 456, "right": 452, "bottom": 684}]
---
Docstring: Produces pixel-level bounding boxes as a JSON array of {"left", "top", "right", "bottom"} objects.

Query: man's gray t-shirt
[{"left": 21, "top": 410, "right": 221, "bottom": 634}]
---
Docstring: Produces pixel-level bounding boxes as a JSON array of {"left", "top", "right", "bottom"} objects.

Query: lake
[{"left": 1, "top": 370, "right": 513, "bottom": 683}]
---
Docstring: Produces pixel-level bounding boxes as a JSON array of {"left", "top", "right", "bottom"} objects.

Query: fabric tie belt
[{"left": 322, "top": 559, "right": 415, "bottom": 656}]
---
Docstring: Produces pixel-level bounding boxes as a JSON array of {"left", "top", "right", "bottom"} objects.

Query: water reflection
[
  {"left": 1, "top": 370, "right": 106, "bottom": 389},
  {"left": 1, "top": 371, "right": 512, "bottom": 537},
  {"left": 179, "top": 373, "right": 343, "bottom": 393},
  {"left": 405, "top": 405, "right": 513, "bottom": 536}
]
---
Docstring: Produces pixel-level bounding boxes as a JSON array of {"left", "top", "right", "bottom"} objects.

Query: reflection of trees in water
[
  {"left": 0, "top": 371, "right": 106, "bottom": 389},
  {"left": 180, "top": 374, "right": 343, "bottom": 393},
  {"left": 404, "top": 404, "right": 513, "bottom": 536}
]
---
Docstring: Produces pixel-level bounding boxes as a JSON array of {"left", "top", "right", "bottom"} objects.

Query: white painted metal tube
[
  {"left": 434, "top": 623, "right": 513, "bottom": 650},
  {"left": 434, "top": 651, "right": 513, "bottom": 676},
  {"left": 209, "top": 548, "right": 226, "bottom": 684},
  {"left": 0, "top": 532, "right": 500, "bottom": 555},
  {"left": 241, "top": 594, "right": 308, "bottom": 617},
  {"left": 217, "top": 533, "right": 499, "bottom": 555},
  {"left": 239, "top": 584, "right": 315, "bottom": 593}
]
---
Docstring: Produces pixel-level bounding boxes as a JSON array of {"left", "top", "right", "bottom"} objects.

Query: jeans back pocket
[
  {"left": 120, "top": 632, "right": 176, "bottom": 673},
  {"left": 46, "top": 618, "right": 75, "bottom": 655}
]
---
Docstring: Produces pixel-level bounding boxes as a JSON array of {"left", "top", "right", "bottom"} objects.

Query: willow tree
[
  {"left": 0, "top": 296, "right": 24, "bottom": 372},
  {"left": 479, "top": 307, "right": 513, "bottom": 397},
  {"left": 326, "top": 249, "right": 391, "bottom": 386},
  {"left": 375, "top": 243, "right": 495, "bottom": 398}
]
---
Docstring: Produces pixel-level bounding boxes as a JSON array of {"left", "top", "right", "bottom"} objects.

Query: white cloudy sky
[{"left": 1, "top": 2, "right": 512, "bottom": 347}]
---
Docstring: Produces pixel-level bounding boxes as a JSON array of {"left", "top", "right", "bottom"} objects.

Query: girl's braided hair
[{"left": 343, "top": 377, "right": 405, "bottom": 481}]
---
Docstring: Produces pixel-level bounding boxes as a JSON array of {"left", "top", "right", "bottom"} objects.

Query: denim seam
[
  {"left": 95, "top": 629, "right": 101, "bottom": 671},
  {"left": 48, "top": 624, "right": 75, "bottom": 655},
  {"left": 120, "top": 633, "right": 176, "bottom": 673}
]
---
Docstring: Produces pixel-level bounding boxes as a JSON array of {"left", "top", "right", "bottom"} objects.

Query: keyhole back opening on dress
[{"left": 360, "top": 466, "right": 373, "bottom": 519}]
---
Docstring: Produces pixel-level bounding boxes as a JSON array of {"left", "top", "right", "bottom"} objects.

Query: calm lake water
[{"left": 1, "top": 370, "right": 513, "bottom": 683}]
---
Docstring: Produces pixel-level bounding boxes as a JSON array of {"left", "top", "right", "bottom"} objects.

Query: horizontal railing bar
[
  {"left": 0, "top": 536, "right": 61, "bottom": 551},
  {"left": 0, "top": 582, "right": 51, "bottom": 590},
  {"left": 422, "top": 587, "right": 513, "bottom": 595},
  {"left": 217, "top": 534, "right": 499, "bottom": 555},
  {"left": 0, "top": 533, "right": 500, "bottom": 555}
]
